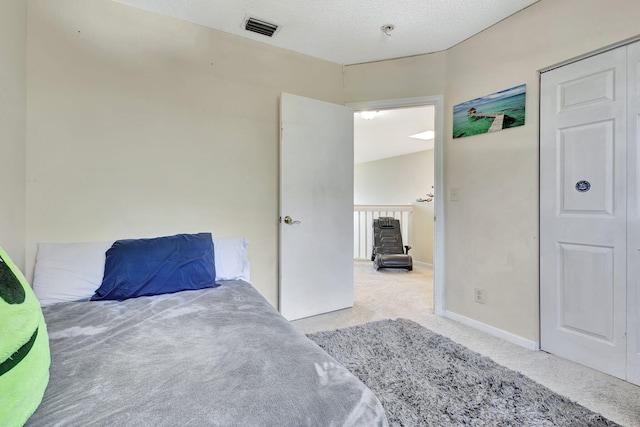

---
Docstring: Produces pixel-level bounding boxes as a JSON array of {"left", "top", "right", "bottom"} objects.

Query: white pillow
[
  {"left": 32, "top": 241, "right": 114, "bottom": 307},
  {"left": 32, "top": 236, "right": 251, "bottom": 307},
  {"left": 213, "top": 237, "right": 250, "bottom": 282}
]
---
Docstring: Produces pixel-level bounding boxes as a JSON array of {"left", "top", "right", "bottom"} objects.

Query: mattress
[{"left": 27, "top": 280, "right": 388, "bottom": 426}]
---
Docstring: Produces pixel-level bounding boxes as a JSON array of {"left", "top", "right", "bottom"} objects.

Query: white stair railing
[{"left": 353, "top": 205, "right": 413, "bottom": 260}]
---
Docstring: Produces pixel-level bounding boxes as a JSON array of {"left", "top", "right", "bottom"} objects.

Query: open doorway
[
  {"left": 349, "top": 96, "right": 445, "bottom": 316},
  {"left": 352, "top": 105, "right": 435, "bottom": 312}
]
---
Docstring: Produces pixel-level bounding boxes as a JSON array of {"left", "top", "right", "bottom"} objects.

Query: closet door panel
[
  {"left": 626, "top": 40, "right": 640, "bottom": 386},
  {"left": 540, "top": 45, "right": 628, "bottom": 379}
]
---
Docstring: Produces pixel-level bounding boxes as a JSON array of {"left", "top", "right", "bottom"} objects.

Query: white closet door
[
  {"left": 540, "top": 46, "right": 628, "bottom": 379},
  {"left": 627, "top": 41, "right": 640, "bottom": 386}
]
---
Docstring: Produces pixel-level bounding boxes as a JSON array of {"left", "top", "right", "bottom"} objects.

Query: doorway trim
[{"left": 347, "top": 95, "right": 445, "bottom": 316}]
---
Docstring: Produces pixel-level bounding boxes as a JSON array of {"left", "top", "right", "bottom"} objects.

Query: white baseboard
[
  {"left": 443, "top": 310, "right": 539, "bottom": 351},
  {"left": 413, "top": 261, "right": 433, "bottom": 269},
  {"left": 355, "top": 259, "right": 433, "bottom": 270}
]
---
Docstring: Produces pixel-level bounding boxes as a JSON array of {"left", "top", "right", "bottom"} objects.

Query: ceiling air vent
[{"left": 245, "top": 17, "right": 279, "bottom": 37}]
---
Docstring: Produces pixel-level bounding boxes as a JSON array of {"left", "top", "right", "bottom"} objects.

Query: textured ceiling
[{"left": 114, "top": 0, "right": 539, "bottom": 65}]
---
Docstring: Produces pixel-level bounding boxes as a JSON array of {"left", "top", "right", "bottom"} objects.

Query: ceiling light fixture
[
  {"left": 360, "top": 111, "right": 379, "bottom": 120},
  {"left": 381, "top": 24, "right": 395, "bottom": 37},
  {"left": 409, "top": 130, "right": 435, "bottom": 140}
]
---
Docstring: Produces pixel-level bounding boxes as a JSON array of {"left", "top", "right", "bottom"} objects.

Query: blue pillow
[{"left": 92, "top": 233, "right": 218, "bottom": 301}]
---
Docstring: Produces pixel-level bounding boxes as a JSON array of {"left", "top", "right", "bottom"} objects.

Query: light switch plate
[{"left": 449, "top": 187, "right": 459, "bottom": 201}]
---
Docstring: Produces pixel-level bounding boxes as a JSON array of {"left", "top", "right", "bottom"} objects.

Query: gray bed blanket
[{"left": 27, "top": 281, "right": 388, "bottom": 427}]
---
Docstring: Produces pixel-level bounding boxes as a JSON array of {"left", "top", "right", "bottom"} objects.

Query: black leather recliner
[{"left": 371, "top": 217, "right": 413, "bottom": 271}]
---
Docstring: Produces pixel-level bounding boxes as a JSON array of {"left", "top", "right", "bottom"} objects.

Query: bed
[{"left": 18, "top": 233, "right": 388, "bottom": 426}]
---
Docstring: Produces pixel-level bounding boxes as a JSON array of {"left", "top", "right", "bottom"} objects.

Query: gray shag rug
[{"left": 307, "top": 319, "right": 619, "bottom": 427}]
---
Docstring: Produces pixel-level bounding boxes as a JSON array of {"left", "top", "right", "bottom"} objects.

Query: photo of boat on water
[{"left": 453, "top": 84, "right": 526, "bottom": 139}]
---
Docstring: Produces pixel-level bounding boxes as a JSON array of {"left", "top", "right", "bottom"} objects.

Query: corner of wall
[{"left": 0, "top": 0, "right": 28, "bottom": 272}]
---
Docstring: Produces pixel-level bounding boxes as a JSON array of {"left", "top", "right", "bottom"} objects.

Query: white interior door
[
  {"left": 540, "top": 46, "right": 628, "bottom": 379},
  {"left": 279, "top": 93, "right": 354, "bottom": 321},
  {"left": 627, "top": 41, "right": 640, "bottom": 385}
]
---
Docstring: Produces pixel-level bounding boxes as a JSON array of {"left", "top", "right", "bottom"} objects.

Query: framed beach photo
[{"left": 453, "top": 84, "right": 526, "bottom": 139}]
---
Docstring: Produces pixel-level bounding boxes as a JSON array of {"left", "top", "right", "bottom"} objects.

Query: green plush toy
[{"left": 0, "top": 246, "right": 50, "bottom": 427}]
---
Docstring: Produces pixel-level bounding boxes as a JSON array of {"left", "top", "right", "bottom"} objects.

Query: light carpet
[{"left": 307, "top": 318, "right": 619, "bottom": 427}]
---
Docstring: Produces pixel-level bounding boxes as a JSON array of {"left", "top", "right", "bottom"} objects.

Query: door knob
[{"left": 284, "top": 215, "right": 301, "bottom": 225}]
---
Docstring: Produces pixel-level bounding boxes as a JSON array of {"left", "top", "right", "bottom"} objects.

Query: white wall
[
  {"left": 344, "top": 52, "right": 447, "bottom": 102},
  {"left": 0, "top": 0, "right": 27, "bottom": 271},
  {"left": 20, "top": 0, "right": 640, "bottom": 341},
  {"left": 443, "top": 0, "right": 640, "bottom": 341},
  {"left": 354, "top": 150, "right": 434, "bottom": 264},
  {"left": 345, "top": 0, "right": 640, "bottom": 342},
  {"left": 25, "top": 0, "right": 345, "bottom": 306}
]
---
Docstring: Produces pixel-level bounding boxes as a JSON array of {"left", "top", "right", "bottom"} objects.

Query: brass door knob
[{"left": 283, "top": 215, "right": 301, "bottom": 225}]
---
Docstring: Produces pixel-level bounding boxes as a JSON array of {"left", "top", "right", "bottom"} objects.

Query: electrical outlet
[{"left": 474, "top": 287, "right": 486, "bottom": 304}]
